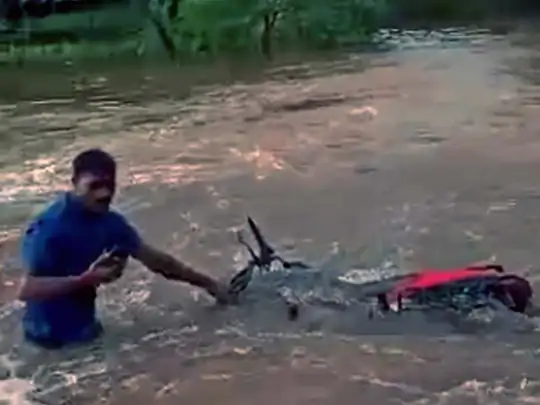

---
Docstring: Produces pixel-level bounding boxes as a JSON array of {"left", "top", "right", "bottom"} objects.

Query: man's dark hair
[{"left": 72, "top": 148, "right": 117, "bottom": 179}]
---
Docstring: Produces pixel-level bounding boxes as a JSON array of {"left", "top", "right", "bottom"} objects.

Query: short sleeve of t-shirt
[
  {"left": 109, "top": 212, "right": 142, "bottom": 258},
  {"left": 21, "top": 220, "right": 63, "bottom": 277}
]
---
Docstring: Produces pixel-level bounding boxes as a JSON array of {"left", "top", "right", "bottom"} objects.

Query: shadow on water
[{"left": 3, "top": 19, "right": 540, "bottom": 405}]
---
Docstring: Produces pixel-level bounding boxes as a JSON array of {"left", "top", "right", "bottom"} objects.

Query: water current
[{"left": 1, "top": 21, "right": 540, "bottom": 405}]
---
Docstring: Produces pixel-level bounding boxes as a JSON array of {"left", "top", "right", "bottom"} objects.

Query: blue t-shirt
[{"left": 21, "top": 193, "right": 141, "bottom": 348}]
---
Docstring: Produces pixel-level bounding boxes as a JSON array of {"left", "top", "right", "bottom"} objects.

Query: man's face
[{"left": 73, "top": 172, "right": 116, "bottom": 213}]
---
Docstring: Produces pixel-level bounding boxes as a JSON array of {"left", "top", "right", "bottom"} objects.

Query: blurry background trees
[{"left": 0, "top": 0, "right": 539, "bottom": 63}]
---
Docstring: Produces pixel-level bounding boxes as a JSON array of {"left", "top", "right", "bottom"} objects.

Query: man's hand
[
  {"left": 81, "top": 249, "right": 127, "bottom": 286},
  {"left": 205, "top": 280, "right": 235, "bottom": 305}
]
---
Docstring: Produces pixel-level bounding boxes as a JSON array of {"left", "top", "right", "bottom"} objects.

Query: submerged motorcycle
[{"left": 227, "top": 217, "right": 534, "bottom": 319}]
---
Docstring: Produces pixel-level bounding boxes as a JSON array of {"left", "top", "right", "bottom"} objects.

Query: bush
[{"left": 168, "top": 0, "right": 388, "bottom": 57}]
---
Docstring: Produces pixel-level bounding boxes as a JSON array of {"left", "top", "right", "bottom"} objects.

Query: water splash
[{"left": 0, "top": 354, "right": 35, "bottom": 405}]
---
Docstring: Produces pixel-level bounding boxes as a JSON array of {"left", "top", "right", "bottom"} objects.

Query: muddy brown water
[{"left": 2, "top": 21, "right": 540, "bottom": 405}]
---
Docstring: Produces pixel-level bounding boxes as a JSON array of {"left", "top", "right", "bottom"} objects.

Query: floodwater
[{"left": 2, "top": 21, "right": 540, "bottom": 405}]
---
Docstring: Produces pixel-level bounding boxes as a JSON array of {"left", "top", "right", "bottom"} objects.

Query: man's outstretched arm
[
  {"left": 132, "top": 242, "right": 224, "bottom": 300},
  {"left": 111, "top": 212, "right": 228, "bottom": 302}
]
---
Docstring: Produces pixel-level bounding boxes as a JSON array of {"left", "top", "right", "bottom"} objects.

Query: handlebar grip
[{"left": 466, "top": 264, "right": 504, "bottom": 273}]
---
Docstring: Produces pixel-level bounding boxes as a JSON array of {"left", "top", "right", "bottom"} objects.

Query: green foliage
[
  {"left": 3, "top": 0, "right": 539, "bottom": 63},
  {"left": 168, "top": 0, "right": 388, "bottom": 57},
  {"left": 170, "top": 0, "right": 260, "bottom": 54}
]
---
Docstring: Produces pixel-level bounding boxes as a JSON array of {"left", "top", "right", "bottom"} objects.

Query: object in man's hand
[
  {"left": 100, "top": 254, "right": 128, "bottom": 284},
  {"left": 100, "top": 253, "right": 126, "bottom": 266}
]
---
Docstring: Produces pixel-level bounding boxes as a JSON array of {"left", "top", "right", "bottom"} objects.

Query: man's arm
[
  {"left": 18, "top": 274, "right": 93, "bottom": 301},
  {"left": 111, "top": 212, "right": 226, "bottom": 301},
  {"left": 132, "top": 243, "right": 221, "bottom": 297}
]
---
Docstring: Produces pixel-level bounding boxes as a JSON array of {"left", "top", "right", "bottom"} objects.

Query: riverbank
[{"left": 1, "top": 0, "right": 539, "bottom": 65}]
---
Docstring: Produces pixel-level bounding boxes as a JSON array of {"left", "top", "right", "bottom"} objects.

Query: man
[{"left": 18, "top": 148, "right": 230, "bottom": 349}]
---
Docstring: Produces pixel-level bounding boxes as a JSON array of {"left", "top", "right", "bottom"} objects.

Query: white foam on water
[
  {"left": 0, "top": 379, "right": 35, "bottom": 405},
  {"left": 0, "top": 355, "right": 35, "bottom": 405},
  {"left": 0, "top": 343, "right": 120, "bottom": 404},
  {"left": 0, "top": 302, "right": 23, "bottom": 323},
  {"left": 338, "top": 264, "right": 399, "bottom": 285}
]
